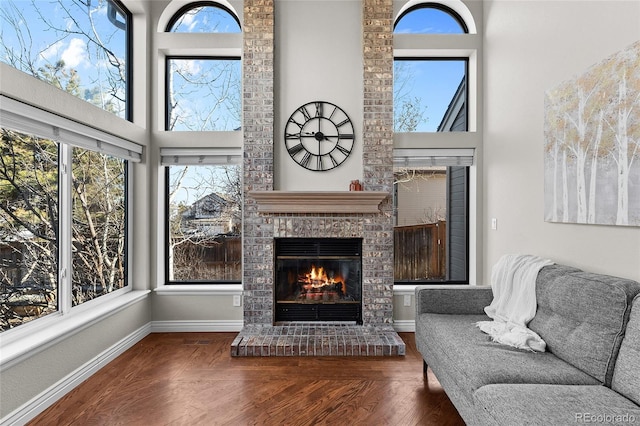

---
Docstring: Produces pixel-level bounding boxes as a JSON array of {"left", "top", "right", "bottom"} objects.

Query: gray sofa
[{"left": 415, "top": 263, "right": 640, "bottom": 425}]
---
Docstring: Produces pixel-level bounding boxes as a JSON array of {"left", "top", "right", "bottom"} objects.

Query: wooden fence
[
  {"left": 394, "top": 221, "right": 446, "bottom": 281},
  {"left": 172, "top": 235, "right": 241, "bottom": 281}
]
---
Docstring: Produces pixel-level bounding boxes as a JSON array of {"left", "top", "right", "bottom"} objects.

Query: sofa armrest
[{"left": 415, "top": 285, "right": 493, "bottom": 316}]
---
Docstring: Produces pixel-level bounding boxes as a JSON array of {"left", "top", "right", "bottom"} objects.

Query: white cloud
[
  {"left": 41, "top": 41, "right": 63, "bottom": 61},
  {"left": 176, "top": 59, "right": 202, "bottom": 75},
  {"left": 60, "top": 38, "right": 87, "bottom": 68}
]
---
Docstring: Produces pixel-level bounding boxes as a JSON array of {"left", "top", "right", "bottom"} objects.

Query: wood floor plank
[{"left": 27, "top": 332, "right": 464, "bottom": 426}]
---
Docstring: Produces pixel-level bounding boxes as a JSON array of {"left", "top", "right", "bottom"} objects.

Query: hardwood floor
[{"left": 28, "top": 332, "right": 464, "bottom": 426}]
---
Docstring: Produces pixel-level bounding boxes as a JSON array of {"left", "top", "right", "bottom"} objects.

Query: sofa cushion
[
  {"left": 612, "top": 294, "right": 640, "bottom": 406},
  {"left": 475, "top": 384, "right": 640, "bottom": 425},
  {"left": 529, "top": 264, "right": 640, "bottom": 385},
  {"left": 416, "top": 313, "right": 600, "bottom": 408}
]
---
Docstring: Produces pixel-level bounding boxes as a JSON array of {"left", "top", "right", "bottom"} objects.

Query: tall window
[
  {"left": 161, "top": 1, "right": 243, "bottom": 286},
  {"left": 394, "top": 5, "right": 468, "bottom": 132},
  {"left": 0, "top": 0, "right": 131, "bottom": 120},
  {"left": 71, "top": 149, "right": 127, "bottom": 305},
  {"left": 393, "top": 153, "right": 472, "bottom": 283},
  {"left": 394, "top": 59, "right": 467, "bottom": 132},
  {"left": 163, "top": 152, "right": 241, "bottom": 284},
  {"left": 165, "top": 3, "right": 242, "bottom": 132},
  {"left": 393, "top": 2, "right": 476, "bottom": 283},
  {"left": 166, "top": 57, "right": 242, "bottom": 131},
  {"left": 0, "top": 97, "right": 141, "bottom": 332},
  {"left": 0, "top": 131, "right": 59, "bottom": 329}
]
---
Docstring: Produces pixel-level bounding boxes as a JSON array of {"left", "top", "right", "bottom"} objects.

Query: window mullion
[{"left": 59, "top": 144, "right": 73, "bottom": 314}]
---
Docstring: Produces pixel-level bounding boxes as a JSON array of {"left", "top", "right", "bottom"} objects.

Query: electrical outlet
[
  {"left": 403, "top": 294, "right": 411, "bottom": 307},
  {"left": 233, "top": 295, "right": 241, "bottom": 307}
]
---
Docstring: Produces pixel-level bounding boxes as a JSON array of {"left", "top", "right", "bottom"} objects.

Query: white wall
[
  {"left": 274, "top": 0, "right": 364, "bottom": 190},
  {"left": 483, "top": 0, "right": 640, "bottom": 283},
  {"left": 0, "top": 1, "right": 153, "bottom": 419}
]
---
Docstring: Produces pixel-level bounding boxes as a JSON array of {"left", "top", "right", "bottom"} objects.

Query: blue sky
[
  {"left": 0, "top": 0, "right": 128, "bottom": 116},
  {"left": 394, "top": 6, "right": 467, "bottom": 132},
  {"left": 1, "top": 1, "right": 465, "bottom": 133}
]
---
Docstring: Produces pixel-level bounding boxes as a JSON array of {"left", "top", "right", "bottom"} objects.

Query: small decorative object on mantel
[{"left": 349, "top": 180, "right": 362, "bottom": 191}]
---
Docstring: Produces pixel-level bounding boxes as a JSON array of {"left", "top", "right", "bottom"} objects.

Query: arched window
[
  {"left": 161, "top": 1, "right": 243, "bottom": 285},
  {"left": 394, "top": 4, "right": 467, "bottom": 34},
  {"left": 164, "top": 2, "right": 242, "bottom": 132},
  {"left": 393, "top": 1, "right": 479, "bottom": 284},
  {"left": 166, "top": 2, "right": 241, "bottom": 33},
  {"left": 393, "top": 4, "right": 468, "bottom": 132}
]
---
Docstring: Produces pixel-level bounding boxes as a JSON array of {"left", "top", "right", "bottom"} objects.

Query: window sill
[
  {"left": 154, "top": 284, "right": 243, "bottom": 296},
  {"left": 0, "top": 290, "right": 150, "bottom": 372},
  {"left": 393, "top": 284, "right": 419, "bottom": 296}
]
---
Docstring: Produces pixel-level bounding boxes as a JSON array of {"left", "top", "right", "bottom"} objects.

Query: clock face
[{"left": 284, "top": 101, "right": 355, "bottom": 171}]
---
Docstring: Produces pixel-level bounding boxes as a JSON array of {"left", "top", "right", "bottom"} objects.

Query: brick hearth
[{"left": 231, "top": 323, "right": 406, "bottom": 357}]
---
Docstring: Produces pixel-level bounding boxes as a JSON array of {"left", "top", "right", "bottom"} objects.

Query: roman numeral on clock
[
  {"left": 298, "top": 105, "right": 312, "bottom": 121},
  {"left": 335, "top": 144, "right": 351, "bottom": 156},
  {"left": 300, "top": 151, "right": 312, "bottom": 168},
  {"left": 287, "top": 143, "right": 305, "bottom": 156}
]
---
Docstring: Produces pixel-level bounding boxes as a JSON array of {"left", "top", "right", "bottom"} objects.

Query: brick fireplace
[{"left": 231, "top": 0, "right": 404, "bottom": 356}]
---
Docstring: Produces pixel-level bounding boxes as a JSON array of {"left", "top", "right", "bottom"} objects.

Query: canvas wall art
[{"left": 544, "top": 40, "right": 640, "bottom": 226}]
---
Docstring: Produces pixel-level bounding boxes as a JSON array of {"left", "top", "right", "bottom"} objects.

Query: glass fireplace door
[{"left": 274, "top": 238, "right": 362, "bottom": 323}]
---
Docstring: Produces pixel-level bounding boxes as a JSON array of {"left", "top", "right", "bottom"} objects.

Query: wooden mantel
[{"left": 248, "top": 190, "right": 389, "bottom": 214}]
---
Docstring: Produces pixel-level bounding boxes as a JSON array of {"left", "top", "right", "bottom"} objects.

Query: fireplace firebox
[{"left": 275, "top": 238, "right": 362, "bottom": 324}]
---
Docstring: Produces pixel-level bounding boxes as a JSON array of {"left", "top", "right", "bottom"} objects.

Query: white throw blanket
[{"left": 476, "top": 254, "right": 554, "bottom": 352}]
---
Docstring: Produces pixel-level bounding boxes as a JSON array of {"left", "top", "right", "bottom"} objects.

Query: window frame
[
  {"left": 119, "top": 0, "right": 134, "bottom": 122},
  {"left": 156, "top": 2, "right": 244, "bottom": 292},
  {"left": 394, "top": 3, "right": 469, "bottom": 33},
  {"left": 165, "top": 1, "right": 242, "bottom": 33},
  {"left": 163, "top": 158, "right": 242, "bottom": 286},
  {"left": 0, "top": 95, "right": 142, "bottom": 347},
  {"left": 164, "top": 55, "right": 242, "bottom": 132},
  {"left": 392, "top": 0, "right": 480, "bottom": 286},
  {"left": 393, "top": 57, "right": 469, "bottom": 132},
  {"left": 0, "top": 0, "right": 133, "bottom": 121}
]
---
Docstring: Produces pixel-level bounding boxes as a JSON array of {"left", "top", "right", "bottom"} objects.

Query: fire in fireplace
[{"left": 275, "top": 238, "right": 362, "bottom": 324}]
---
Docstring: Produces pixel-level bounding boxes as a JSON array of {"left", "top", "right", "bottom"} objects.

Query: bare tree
[
  {"left": 167, "top": 59, "right": 242, "bottom": 131},
  {"left": 394, "top": 61, "right": 428, "bottom": 132},
  {"left": 0, "top": 0, "right": 127, "bottom": 117},
  {"left": 167, "top": 165, "right": 242, "bottom": 281},
  {"left": 0, "top": 131, "right": 58, "bottom": 330}
]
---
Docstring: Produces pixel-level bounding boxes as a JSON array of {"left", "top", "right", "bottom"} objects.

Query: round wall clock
[{"left": 284, "top": 101, "right": 355, "bottom": 171}]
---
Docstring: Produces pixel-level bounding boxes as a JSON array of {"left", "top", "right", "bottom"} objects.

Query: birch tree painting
[{"left": 544, "top": 40, "right": 640, "bottom": 226}]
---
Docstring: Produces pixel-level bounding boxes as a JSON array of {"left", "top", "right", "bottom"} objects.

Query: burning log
[{"left": 297, "top": 265, "right": 346, "bottom": 301}]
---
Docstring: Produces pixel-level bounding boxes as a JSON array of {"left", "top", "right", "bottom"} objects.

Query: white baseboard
[
  {"left": 1, "top": 323, "right": 151, "bottom": 426},
  {"left": 393, "top": 320, "right": 415, "bottom": 332},
  {"left": 149, "top": 320, "right": 244, "bottom": 333}
]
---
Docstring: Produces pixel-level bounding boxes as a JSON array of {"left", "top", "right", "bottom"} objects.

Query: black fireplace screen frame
[{"left": 274, "top": 238, "right": 363, "bottom": 324}]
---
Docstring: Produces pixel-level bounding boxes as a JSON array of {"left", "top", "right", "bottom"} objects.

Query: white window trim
[
  {"left": 154, "top": 284, "right": 242, "bottom": 296},
  {"left": 0, "top": 95, "right": 143, "bottom": 162},
  {"left": 392, "top": 1, "right": 481, "bottom": 285},
  {"left": 0, "top": 97, "right": 143, "bottom": 353},
  {"left": 0, "top": 289, "right": 149, "bottom": 372},
  {"left": 157, "top": 147, "right": 243, "bottom": 291}
]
